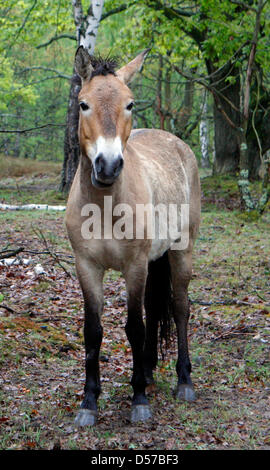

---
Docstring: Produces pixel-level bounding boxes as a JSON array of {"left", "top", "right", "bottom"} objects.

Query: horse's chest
[{"left": 85, "top": 238, "right": 128, "bottom": 271}]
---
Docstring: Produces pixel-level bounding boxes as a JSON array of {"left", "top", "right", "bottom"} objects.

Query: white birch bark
[
  {"left": 72, "top": 0, "right": 104, "bottom": 51},
  {"left": 0, "top": 203, "right": 66, "bottom": 211},
  {"left": 61, "top": 1, "right": 104, "bottom": 191},
  {"left": 82, "top": 1, "right": 104, "bottom": 51},
  {"left": 72, "top": 0, "right": 84, "bottom": 41},
  {"left": 199, "top": 94, "right": 210, "bottom": 169}
]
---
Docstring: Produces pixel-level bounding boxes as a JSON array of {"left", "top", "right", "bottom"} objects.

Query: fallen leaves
[{"left": 0, "top": 200, "right": 270, "bottom": 450}]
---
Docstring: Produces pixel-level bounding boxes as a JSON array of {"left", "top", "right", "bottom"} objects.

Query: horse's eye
[
  {"left": 126, "top": 102, "right": 134, "bottom": 111},
  {"left": 80, "top": 102, "right": 89, "bottom": 111}
]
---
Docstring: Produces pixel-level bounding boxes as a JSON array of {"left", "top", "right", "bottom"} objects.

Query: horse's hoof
[
  {"left": 74, "top": 409, "right": 97, "bottom": 427},
  {"left": 131, "top": 404, "right": 152, "bottom": 423},
  {"left": 176, "top": 384, "right": 196, "bottom": 402}
]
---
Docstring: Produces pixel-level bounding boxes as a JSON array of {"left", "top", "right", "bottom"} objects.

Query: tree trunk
[
  {"left": 247, "top": 97, "right": 270, "bottom": 179},
  {"left": 155, "top": 54, "right": 167, "bottom": 130},
  {"left": 177, "top": 78, "right": 195, "bottom": 138},
  {"left": 164, "top": 64, "right": 172, "bottom": 132},
  {"left": 247, "top": 137, "right": 262, "bottom": 179},
  {"left": 60, "top": 72, "right": 81, "bottom": 192},
  {"left": 199, "top": 93, "right": 210, "bottom": 169},
  {"left": 237, "top": 0, "right": 269, "bottom": 214},
  {"left": 209, "top": 64, "right": 270, "bottom": 179},
  {"left": 209, "top": 65, "right": 241, "bottom": 175},
  {"left": 60, "top": 0, "right": 104, "bottom": 193}
]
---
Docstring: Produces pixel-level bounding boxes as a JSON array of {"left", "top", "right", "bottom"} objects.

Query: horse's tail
[{"left": 144, "top": 250, "right": 173, "bottom": 359}]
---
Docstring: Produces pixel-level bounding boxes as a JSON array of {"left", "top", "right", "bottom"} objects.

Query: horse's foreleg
[
  {"left": 124, "top": 259, "right": 152, "bottom": 423},
  {"left": 168, "top": 249, "right": 196, "bottom": 402},
  {"left": 74, "top": 257, "right": 104, "bottom": 427}
]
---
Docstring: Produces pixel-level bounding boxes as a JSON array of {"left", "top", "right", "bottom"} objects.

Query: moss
[{"left": 33, "top": 281, "right": 51, "bottom": 292}]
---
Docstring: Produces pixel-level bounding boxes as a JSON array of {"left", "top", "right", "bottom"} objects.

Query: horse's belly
[{"left": 147, "top": 206, "right": 188, "bottom": 261}]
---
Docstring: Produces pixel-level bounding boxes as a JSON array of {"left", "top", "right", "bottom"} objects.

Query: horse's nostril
[
  {"left": 114, "top": 156, "right": 124, "bottom": 175},
  {"left": 119, "top": 157, "right": 124, "bottom": 169},
  {"left": 95, "top": 153, "right": 123, "bottom": 180},
  {"left": 95, "top": 154, "right": 105, "bottom": 173}
]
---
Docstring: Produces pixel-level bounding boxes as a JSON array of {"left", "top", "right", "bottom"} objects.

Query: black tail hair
[{"left": 144, "top": 251, "right": 173, "bottom": 359}]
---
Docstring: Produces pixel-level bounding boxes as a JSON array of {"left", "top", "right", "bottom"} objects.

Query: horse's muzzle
[{"left": 92, "top": 153, "right": 124, "bottom": 188}]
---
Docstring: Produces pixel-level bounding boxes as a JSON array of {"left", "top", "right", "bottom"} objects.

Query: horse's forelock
[{"left": 89, "top": 54, "right": 119, "bottom": 78}]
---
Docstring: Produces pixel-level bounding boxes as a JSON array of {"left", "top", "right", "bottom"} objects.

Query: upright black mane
[{"left": 90, "top": 54, "right": 119, "bottom": 78}]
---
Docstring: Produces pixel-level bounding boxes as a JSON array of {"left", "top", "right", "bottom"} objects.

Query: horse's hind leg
[
  {"left": 124, "top": 258, "right": 152, "bottom": 423},
  {"left": 168, "top": 248, "right": 196, "bottom": 402},
  {"left": 74, "top": 257, "right": 104, "bottom": 426}
]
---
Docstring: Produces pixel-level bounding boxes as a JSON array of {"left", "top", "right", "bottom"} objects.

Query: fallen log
[{"left": 0, "top": 203, "right": 66, "bottom": 211}]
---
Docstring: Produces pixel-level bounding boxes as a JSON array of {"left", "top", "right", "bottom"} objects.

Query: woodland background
[{"left": 0, "top": 0, "right": 269, "bottom": 450}]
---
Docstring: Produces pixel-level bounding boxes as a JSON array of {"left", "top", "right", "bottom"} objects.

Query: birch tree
[
  {"left": 199, "top": 92, "right": 210, "bottom": 169},
  {"left": 60, "top": 0, "right": 104, "bottom": 192}
]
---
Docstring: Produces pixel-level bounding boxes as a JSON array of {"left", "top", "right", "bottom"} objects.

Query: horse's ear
[
  {"left": 116, "top": 48, "right": 150, "bottom": 84},
  {"left": 75, "top": 46, "right": 94, "bottom": 82}
]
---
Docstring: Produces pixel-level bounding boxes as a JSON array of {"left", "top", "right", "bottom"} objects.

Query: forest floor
[{"left": 0, "top": 164, "right": 269, "bottom": 450}]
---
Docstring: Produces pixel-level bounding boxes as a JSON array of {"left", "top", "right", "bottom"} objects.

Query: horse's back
[
  {"left": 128, "top": 128, "right": 199, "bottom": 188},
  {"left": 127, "top": 128, "right": 200, "bottom": 229},
  {"left": 129, "top": 128, "right": 194, "bottom": 158}
]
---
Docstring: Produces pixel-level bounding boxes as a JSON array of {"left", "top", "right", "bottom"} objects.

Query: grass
[
  {"left": 200, "top": 173, "right": 264, "bottom": 212},
  {"left": 0, "top": 155, "right": 61, "bottom": 178},
  {"left": 0, "top": 184, "right": 66, "bottom": 206},
  {"left": 0, "top": 154, "right": 65, "bottom": 206},
  {"left": 0, "top": 162, "right": 269, "bottom": 450}
]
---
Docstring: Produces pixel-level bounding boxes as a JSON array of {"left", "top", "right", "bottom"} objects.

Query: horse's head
[{"left": 75, "top": 46, "right": 150, "bottom": 189}]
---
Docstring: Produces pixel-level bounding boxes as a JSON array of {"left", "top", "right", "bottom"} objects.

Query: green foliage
[
  {"left": 0, "top": 0, "right": 74, "bottom": 160},
  {"left": 1, "top": 0, "right": 270, "bottom": 170}
]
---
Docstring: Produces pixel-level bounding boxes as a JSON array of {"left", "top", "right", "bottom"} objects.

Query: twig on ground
[
  {"left": 0, "top": 304, "right": 19, "bottom": 314},
  {"left": 9, "top": 249, "right": 74, "bottom": 265},
  {"left": 23, "top": 249, "right": 74, "bottom": 263},
  {"left": 0, "top": 247, "right": 25, "bottom": 260},
  {"left": 31, "top": 225, "right": 72, "bottom": 277},
  {"left": 213, "top": 324, "right": 257, "bottom": 341}
]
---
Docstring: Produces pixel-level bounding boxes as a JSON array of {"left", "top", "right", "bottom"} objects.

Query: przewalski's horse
[{"left": 65, "top": 46, "right": 201, "bottom": 426}]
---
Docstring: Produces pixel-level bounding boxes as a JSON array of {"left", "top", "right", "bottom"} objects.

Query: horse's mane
[{"left": 89, "top": 53, "right": 119, "bottom": 78}]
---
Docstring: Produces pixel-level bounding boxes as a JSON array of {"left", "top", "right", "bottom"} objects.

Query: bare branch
[
  {"left": 101, "top": 2, "right": 136, "bottom": 21},
  {"left": 200, "top": 40, "right": 250, "bottom": 82},
  {"left": 172, "top": 63, "right": 239, "bottom": 127},
  {"left": 31, "top": 226, "right": 72, "bottom": 277},
  {"left": 0, "top": 123, "right": 64, "bottom": 134},
  {"left": 36, "top": 4, "right": 134, "bottom": 50},
  {"left": 36, "top": 34, "right": 76, "bottom": 49},
  {"left": 145, "top": 0, "right": 196, "bottom": 18},
  {"left": 13, "top": 0, "right": 37, "bottom": 44},
  {"left": 19, "top": 66, "right": 71, "bottom": 80},
  {"left": 229, "top": 0, "right": 256, "bottom": 12}
]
